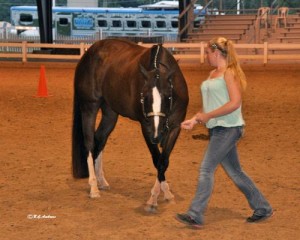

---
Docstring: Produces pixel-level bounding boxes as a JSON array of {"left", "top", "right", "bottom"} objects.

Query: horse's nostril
[{"left": 151, "top": 137, "right": 160, "bottom": 144}]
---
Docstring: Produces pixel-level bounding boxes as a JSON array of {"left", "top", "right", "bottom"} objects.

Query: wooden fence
[{"left": 0, "top": 41, "right": 300, "bottom": 64}]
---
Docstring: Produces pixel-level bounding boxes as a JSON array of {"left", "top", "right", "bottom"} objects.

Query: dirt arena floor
[{"left": 0, "top": 61, "right": 299, "bottom": 240}]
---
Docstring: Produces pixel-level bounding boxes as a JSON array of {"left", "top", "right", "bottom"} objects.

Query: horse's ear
[{"left": 139, "top": 64, "right": 149, "bottom": 81}]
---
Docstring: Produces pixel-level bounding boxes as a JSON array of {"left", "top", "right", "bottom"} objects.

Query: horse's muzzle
[{"left": 151, "top": 136, "right": 161, "bottom": 145}]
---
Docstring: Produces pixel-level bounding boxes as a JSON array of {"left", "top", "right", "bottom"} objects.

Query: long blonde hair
[{"left": 208, "top": 37, "right": 247, "bottom": 91}]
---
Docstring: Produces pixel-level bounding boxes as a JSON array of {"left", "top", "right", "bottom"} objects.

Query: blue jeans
[{"left": 187, "top": 126, "right": 272, "bottom": 224}]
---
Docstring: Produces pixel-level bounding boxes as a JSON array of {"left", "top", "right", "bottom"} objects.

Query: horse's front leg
[
  {"left": 155, "top": 155, "right": 175, "bottom": 203},
  {"left": 141, "top": 140, "right": 161, "bottom": 212},
  {"left": 146, "top": 178, "right": 174, "bottom": 211},
  {"left": 144, "top": 130, "right": 179, "bottom": 210},
  {"left": 161, "top": 180, "right": 174, "bottom": 202},
  {"left": 158, "top": 126, "right": 182, "bottom": 202},
  {"left": 145, "top": 179, "right": 161, "bottom": 212},
  {"left": 142, "top": 120, "right": 181, "bottom": 211}
]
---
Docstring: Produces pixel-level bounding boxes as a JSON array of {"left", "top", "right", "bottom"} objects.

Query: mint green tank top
[{"left": 201, "top": 76, "right": 245, "bottom": 129}]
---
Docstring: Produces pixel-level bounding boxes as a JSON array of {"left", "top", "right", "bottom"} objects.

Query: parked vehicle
[{"left": 10, "top": 1, "right": 204, "bottom": 41}]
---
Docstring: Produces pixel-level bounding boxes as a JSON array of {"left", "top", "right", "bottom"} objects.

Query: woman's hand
[
  {"left": 181, "top": 118, "right": 198, "bottom": 130},
  {"left": 195, "top": 112, "right": 211, "bottom": 124},
  {"left": 181, "top": 112, "right": 211, "bottom": 130}
]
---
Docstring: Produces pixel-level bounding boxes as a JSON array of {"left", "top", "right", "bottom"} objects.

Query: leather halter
[{"left": 140, "top": 45, "right": 173, "bottom": 120}]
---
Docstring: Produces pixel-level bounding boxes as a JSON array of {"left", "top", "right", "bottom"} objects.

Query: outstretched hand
[
  {"left": 181, "top": 113, "right": 210, "bottom": 130},
  {"left": 181, "top": 118, "right": 198, "bottom": 130}
]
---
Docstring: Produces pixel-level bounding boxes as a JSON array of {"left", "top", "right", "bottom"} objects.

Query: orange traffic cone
[{"left": 34, "top": 65, "right": 50, "bottom": 98}]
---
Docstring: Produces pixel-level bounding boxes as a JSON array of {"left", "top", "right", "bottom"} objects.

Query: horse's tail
[{"left": 72, "top": 91, "right": 89, "bottom": 178}]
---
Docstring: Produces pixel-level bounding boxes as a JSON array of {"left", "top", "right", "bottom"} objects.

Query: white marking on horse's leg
[
  {"left": 87, "top": 152, "right": 100, "bottom": 198},
  {"left": 161, "top": 181, "right": 175, "bottom": 202},
  {"left": 152, "top": 87, "right": 161, "bottom": 138},
  {"left": 95, "top": 151, "right": 110, "bottom": 190},
  {"left": 146, "top": 179, "right": 161, "bottom": 206}
]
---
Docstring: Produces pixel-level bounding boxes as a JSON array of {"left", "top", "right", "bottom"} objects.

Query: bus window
[
  {"left": 171, "top": 21, "right": 178, "bottom": 28},
  {"left": 20, "top": 14, "right": 33, "bottom": 24},
  {"left": 141, "top": 20, "right": 151, "bottom": 28},
  {"left": 59, "top": 18, "right": 69, "bottom": 26},
  {"left": 156, "top": 21, "right": 166, "bottom": 28},
  {"left": 98, "top": 20, "right": 107, "bottom": 27},
  {"left": 112, "top": 20, "right": 122, "bottom": 28},
  {"left": 126, "top": 20, "right": 136, "bottom": 28}
]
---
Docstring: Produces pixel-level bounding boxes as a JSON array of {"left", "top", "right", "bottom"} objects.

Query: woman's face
[{"left": 205, "top": 46, "right": 217, "bottom": 67}]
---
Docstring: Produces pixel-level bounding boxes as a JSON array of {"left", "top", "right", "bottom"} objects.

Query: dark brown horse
[{"left": 72, "top": 39, "right": 188, "bottom": 210}]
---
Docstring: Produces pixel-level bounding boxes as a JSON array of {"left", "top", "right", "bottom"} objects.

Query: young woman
[{"left": 175, "top": 37, "right": 273, "bottom": 228}]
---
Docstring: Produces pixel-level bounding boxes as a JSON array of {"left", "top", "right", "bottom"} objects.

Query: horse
[{"left": 72, "top": 39, "right": 189, "bottom": 210}]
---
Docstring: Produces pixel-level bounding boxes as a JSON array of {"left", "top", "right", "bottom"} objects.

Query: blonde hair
[{"left": 208, "top": 37, "right": 247, "bottom": 91}]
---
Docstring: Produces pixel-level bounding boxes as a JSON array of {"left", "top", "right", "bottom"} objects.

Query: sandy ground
[{"left": 0, "top": 61, "right": 299, "bottom": 240}]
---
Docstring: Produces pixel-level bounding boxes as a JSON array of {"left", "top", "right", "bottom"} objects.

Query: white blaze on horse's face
[{"left": 152, "top": 86, "right": 161, "bottom": 138}]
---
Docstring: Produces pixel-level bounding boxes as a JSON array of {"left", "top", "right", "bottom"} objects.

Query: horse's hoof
[
  {"left": 165, "top": 198, "right": 176, "bottom": 204},
  {"left": 89, "top": 191, "right": 101, "bottom": 198},
  {"left": 144, "top": 204, "right": 158, "bottom": 213},
  {"left": 99, "top": 185, "right": 110, "bottom": 190}
]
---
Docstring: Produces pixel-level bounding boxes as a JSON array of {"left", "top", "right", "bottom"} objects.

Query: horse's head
[{"left": 139, "top": 46, "right": 175, "bottom": 144}]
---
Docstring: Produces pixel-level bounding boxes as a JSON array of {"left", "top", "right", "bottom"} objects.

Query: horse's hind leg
[
  {"left": 94, "top": 103, "right": 118, "bottom": 190},
  {"left": 94, "top": 152, "right": 109, "bottom": 190},
  {"left": 81, "top": 102, "right": 101, "bottom": 198}
]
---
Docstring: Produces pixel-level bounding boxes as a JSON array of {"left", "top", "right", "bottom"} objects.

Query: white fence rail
[{"left": 0, "top": 41, "right": 300, "bottom": 64}]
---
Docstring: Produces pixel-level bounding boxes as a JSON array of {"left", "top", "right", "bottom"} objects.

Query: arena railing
[{"left": 0, "top": 41, "right": 300, "bottom": 64}]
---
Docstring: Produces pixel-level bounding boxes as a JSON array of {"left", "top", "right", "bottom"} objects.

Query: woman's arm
[{"left": 181, "top": 69, "right": 243, "bottom": 130}]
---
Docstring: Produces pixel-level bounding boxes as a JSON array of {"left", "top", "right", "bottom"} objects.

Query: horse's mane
[
  {"left": 149, "top": 44, "right": 176, "bottom": 71},
  {"left": 150, "top": 44, "right": 163, "bottom": 70}
]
